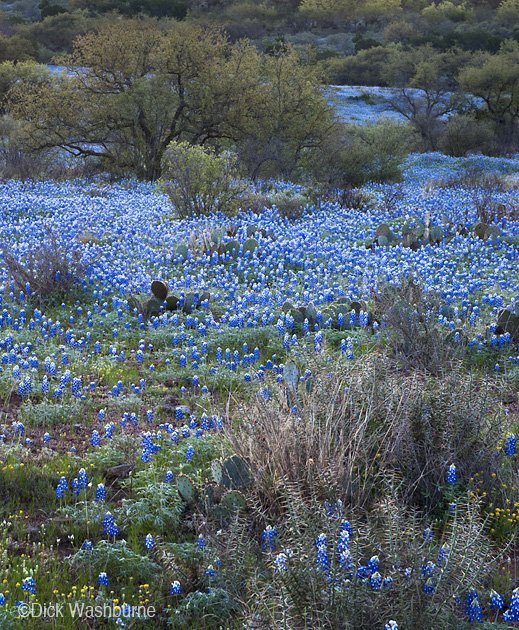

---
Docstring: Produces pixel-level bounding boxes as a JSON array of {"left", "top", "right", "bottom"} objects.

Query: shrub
[
  {"left": 160, "top": 142, "right": 246, "bottom": 218},
  {"left": 309, "top": 118, "right": 418, "bottom": 192},
  {"left": 439, "top": 114, "right": 494, "bottom": 157},
  {"left": 229, "top": 336, "right": 508, "bottom": 516},
  {"left": 270, "top": 191, "right": 309, "bottom": 220},
  {"left": 253, "top": 493, "right": 497, "bottom": 630},
  {"left": 374, "top": 276, "right": 461, "bottom": 375},
  {"left": 2, "top": 226, "right": 97, "bottom": 303}
]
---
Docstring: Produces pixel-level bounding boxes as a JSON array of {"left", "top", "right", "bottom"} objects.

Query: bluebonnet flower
[
  {"left": 102, "top": 512, "right": 119, "bottom": 537},
  {"left": 489, "top": 589, "right": 504, "bottom": 610},
  {"left": 95, "top": 483, "right": 106, "bottom": 502},
  {"left": 464, "top": 590, "right": 482, "bottom": 623},
  {"left": 422, "top": 578, "right": 435, "bottom": 594},
  {"left": 82, "top": 540, "right": 93, "bottom": 550},
  {"left": 104, "top": 423, "right": 115, "bottom": 439},
  {"left": 447, "top": 464, "right": 457, "bottom": 485},
  {"left": 423, "top": 527, "right": 433, "bottom": 541},
  {"left": 43, "top": 432, "right": 50, "bottom": 444},
  {"left": 504, "top": 587, "right": 519, "bottom": 622},
  {"left": 165, "top": 470, "right": 174, "bottom": 483},
  {"left": 0, "top": 593, "right": 5, "bottom": 605},
  {"left": 262, "top": 526, "right": 278, "bottom": 551},
  {"left": 340, "top": 520, "right": 353, "bottom": 537},
  {"left": 144, "top": 534, "right": 155, "bottom": 549},
  {"left": 505, "top": 433, "right": 516, "bottom": 456},
  {"left": 186, "top": 444, "right": 195, "bottom": 462},
  {"left": 357, "top": 564, "right": 370, "bottom": 580},
  {"left": 21, "top": 577, "right": 36, "bottom": 594},
  {"left": 384, "top": 622, "right": 398, "bottom": 630},
  {"left": 78, "top": 468, "right": 88, "bottom": 489},
  {"left": 275, "top": 552, "right": 288, "bottom": 572},
  {"left": 260, "top": 387, "right": 270, "bottom": 401},
  {"left": 56, "top": 477, "right": 68, "bottom": 498},
  {"left": 315, "top": 534, "right": 330, "bottom": 579},
  {"left": 367, "top": 555, "right": 379, "bottom": 572},
  {"left": 369, "top": 572, "right": 382, "bottom": 591},
  {"left": 325, "top": 499, "right": 342, "bottom": 519},
  {"left": 97, "top": 572, "right": 108, "bottom": 586},
  {"left": 170, "top": 581, "right": 181, "bottom": 594},
  {"left": 204, "top": 565, "right": 216, "bottom": 576},
  {"left": 91, "top": 430, "right": 100, "bottom": 447},
  {"left": 422, "top": 561, "right": 436, "bottom": 578},
  {"left": 196, "top": 534, "right": 206, "bottom": 550}
]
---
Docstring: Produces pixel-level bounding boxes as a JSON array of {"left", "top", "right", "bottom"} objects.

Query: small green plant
[{"left": 160, "top": 141, "right": 246, "bottom": 218}]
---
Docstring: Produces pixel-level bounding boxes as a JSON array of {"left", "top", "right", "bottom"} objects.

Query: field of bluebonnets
[{"left": 3, "top": 151, "right": 519, "bottom": 629}]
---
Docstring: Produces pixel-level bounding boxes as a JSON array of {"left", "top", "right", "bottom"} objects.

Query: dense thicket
[{"left": 3, "top": 2, "right": 519, "bottom": 180}]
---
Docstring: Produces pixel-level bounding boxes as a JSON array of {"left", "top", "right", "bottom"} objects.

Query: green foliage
[
  {"left": 458, "top": 47, "right": 519, "bottom": 146},
  {"left": 439, "top": 113, "right": 495, "bottom": 157},
  {"left": 160, "top": 142, "right": 245, "bottom": 218},
  {"left": 257, "top": 492, "right": 497, "bottom": 630},
  {"left": 310, "top": 118, "right": 416, "bottom": 189},
  {"left": 118, "top": 470, "right": 183, "bottom": 534},
  {"left": 171, "top": 587, "right": 239, "bottom": 628},
  {"left": 66, "top": 539, "right": 161, "bottom": 583}
]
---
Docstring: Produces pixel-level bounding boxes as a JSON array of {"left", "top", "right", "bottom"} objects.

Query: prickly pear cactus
[
  {"left": 376, "top": 223, "right": 391, "bottom": 239},
  {"left": 127, "top": 295, "right": 143, "bottom": 314},
  {"left": 289, "top": 308, "right": 305, "bottom": 324},
  {"left": 430, "top": 225, "right": 443, "bottom": 242},
  {"left": 496, "top": 308, "right": 519, "bottom": 342},
  {"left": 166, "top": 294, "right": 179, "bottom": 311},
  {"left": 225, "top": 240, "right": 240, "bottom": 256},
  {"left": 220, "top": 490, "right": 247, "bottom": 513},
  {"left": 143, "top": 296, "right": 162, "bottom": 320},
  {"left": 284, "top": 359, "right": 299, "bottom": 395},
  {"left": 177, "top": 474, "right": 197, "bottom": 504},
  {"left": 473, "top": 222, "right": 489, "bottom": 240},
  {"left": 222, "top": 455, "right": 251, "bottom": 490},
  {"left": 151, "top": 280, "right": 168, "bottom": 301},
  {"left": 305, "top": 302, "right": 317, "bottom": 327},
  {"left": 202, "top": 482, "right": 221, "bottom": 510},
  {"left": 211, "top": 229, "right": 223, "bottom": 247},
  {"left": 175, "top": 244, "right": 189, "bottom": 260},
  {"left": 243, "top": 238, "right": 259, "bottom": 255},
  {"left": 211, "top": 459, "right": 223, "bottom": 485},
  {"left": 182, "top": 292, "right": 195, "bottom": 314}
]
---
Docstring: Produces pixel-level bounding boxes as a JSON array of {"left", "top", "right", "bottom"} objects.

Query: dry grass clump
[
  {"left": 2, "top": 226, "right": 97, "bottom": 302},
  {"left": 229, "top": 350, "right": 508, "bottom": 516}
]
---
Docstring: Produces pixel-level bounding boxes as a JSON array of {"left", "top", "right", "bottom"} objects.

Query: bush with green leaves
[
  {"left": 160, "top": 141, "right": 246, "bottom": 218},
  {"left": 253, "top": 492, "right": 497, "bottom": 630},
  {"left": 439, "top": 114, "right": 495, "bottom": 157},
  {"left": 308, "top": 118, "right": 418, "bottom": 192},
  {"left": 66, "top": 539, "right": 161, "bottom": 584}
]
